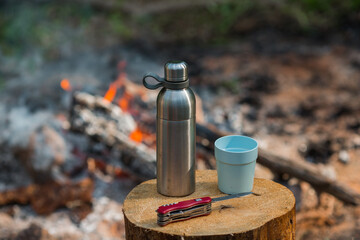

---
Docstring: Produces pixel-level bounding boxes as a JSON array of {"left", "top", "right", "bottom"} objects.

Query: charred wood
[
  {"left": 0, "top": 177, "right": 94, "bottom": 215},
  {"left": 70, "top": 92, "right": 156, "bottom": 181}
]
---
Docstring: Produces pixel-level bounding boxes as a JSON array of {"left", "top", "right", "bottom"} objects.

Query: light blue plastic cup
[{"left": 214, "top": 135, "right": 258, "bottom": 194}]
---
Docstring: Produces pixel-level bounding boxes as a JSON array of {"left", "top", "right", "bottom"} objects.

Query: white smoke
[{"left": 1, "top": 106, "right": 52, "bottom": 147}]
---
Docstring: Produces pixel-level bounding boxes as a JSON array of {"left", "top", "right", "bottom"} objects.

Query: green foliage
[
  {"left": 108, "top": 13, "right": 132, "bottom": 38},
  {"left": 300, "top": 0, "right": 332, "bottom": 12},
  {"left": 0, "top": 5, "right": 40, "bottom": 53},
  {"left": 143, "top": 0, "right": 360, "bottom": 42},
  {"left": 0, "top": 2, "right": 93, "bottom": 56},
  {"left": 142, "top": 1, "right": 256, "bottom": 43},
  {"left": 0, "top": 0, "right": 359, "bottom": 50},
  {"left": 208, "top": 1, "right": 255, "bottom": 35},
  {"left": 221, "top": 78, "right": 241, "bottom": 94},
  {"left": 283, "top": 0, "right": 360, "bottom": 30},
  {"left": 208, "top": 0, "right": 360, "bottom": 36}
]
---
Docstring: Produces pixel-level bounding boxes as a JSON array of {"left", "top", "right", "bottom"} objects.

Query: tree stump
[{"left": 123, "top": 170, "right": 295, "bottom": 240}]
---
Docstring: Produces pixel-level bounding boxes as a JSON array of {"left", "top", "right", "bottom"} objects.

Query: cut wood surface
[{"left": 123, "top": 170, "right": 296, "bottom": 240}]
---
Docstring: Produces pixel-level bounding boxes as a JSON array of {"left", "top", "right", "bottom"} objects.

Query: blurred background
[{"left": 1, "top": 0, "right": 360, "bottom": 239}]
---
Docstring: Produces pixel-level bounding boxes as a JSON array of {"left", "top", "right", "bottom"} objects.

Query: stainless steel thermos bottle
[{"left": 143, "top": 61, "right": 196, "bottom": 196}]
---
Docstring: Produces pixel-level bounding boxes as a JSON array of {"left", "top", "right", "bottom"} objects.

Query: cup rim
[{"left": 214, "top": 135, "right": 258, "bottom": 154}]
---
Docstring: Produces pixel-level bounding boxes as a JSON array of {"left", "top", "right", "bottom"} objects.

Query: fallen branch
[
  {"left": 258, "top": 151, "right": 360, "bottom": 205},
  {"left": 197, "top": 123, "right": 360, "bottom": 205}
]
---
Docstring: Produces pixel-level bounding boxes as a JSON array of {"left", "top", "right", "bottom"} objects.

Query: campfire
[{"left": 0, "top": 60, "right": 159, "bottom": 239}]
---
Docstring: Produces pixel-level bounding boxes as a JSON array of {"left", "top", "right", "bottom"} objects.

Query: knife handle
[{"left": 157, "top": 197, "right": 212, "bottom": 215}]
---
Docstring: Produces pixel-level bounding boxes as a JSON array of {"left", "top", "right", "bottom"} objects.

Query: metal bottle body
[{"left": 156, "top": 87, "right": 196, "bottom": 196}]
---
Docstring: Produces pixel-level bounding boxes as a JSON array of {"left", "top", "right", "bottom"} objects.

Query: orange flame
[
  {"left": 118, "top": 97, "right": 129, "bottom": 111},
  {"left": 103, "top": 83, "right": 117, "bottom": 102},
  {"left": 118, "top": 91, "right": 132, "bottom": 111},
  {"left": 60, "top": 79, "right": 72, "bottom": 91},
  {"left": 129, "top": 127, "right": 143, "bottom": 143},
  {"left": 103, "top": 70, "right": 127, "bottom": 102}
]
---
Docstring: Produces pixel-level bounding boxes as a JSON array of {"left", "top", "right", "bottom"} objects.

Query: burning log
[
  {"left": 71, "top": 92, "right": 156, "bottom": 181},
  {"left": 196, "top": 124, "right": 360, "bottom": 206}
]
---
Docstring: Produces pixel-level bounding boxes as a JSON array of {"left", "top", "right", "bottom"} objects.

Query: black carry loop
[
  {"left": 143, "top": 73, "right": 189, "bottom": 90},
  {"left": 143, "top": 73, "right": 165, "bottom": 90}
]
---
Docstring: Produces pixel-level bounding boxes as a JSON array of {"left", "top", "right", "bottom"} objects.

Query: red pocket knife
[{"left": 156, "top": 192, "right": 256, "bottom": 226}]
